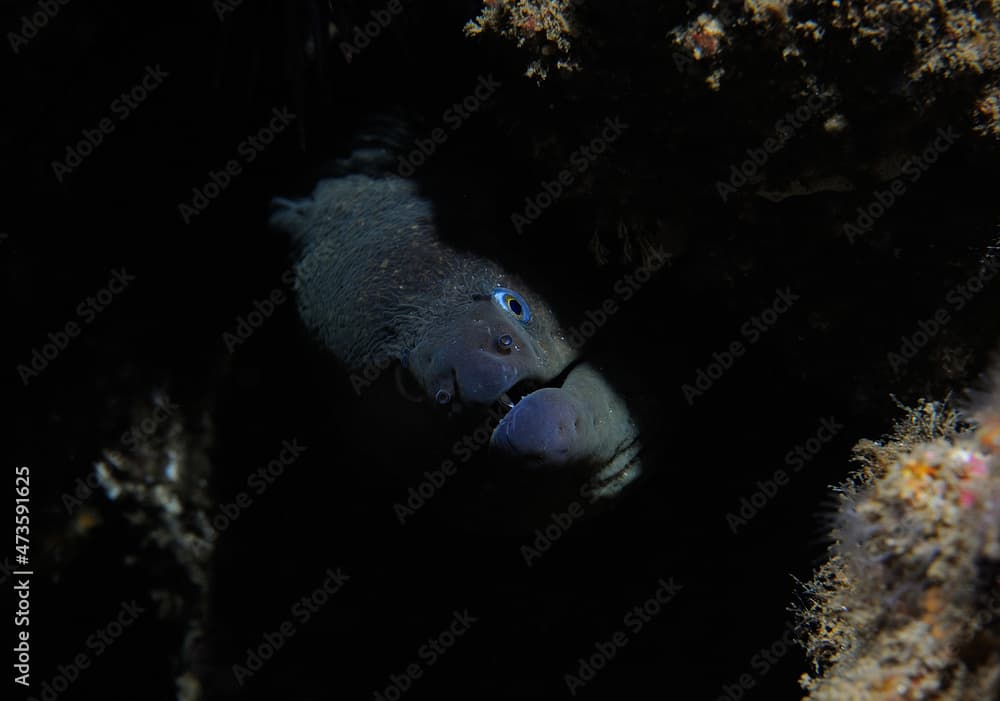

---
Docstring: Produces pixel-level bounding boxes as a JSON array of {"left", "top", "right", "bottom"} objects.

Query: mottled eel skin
[{"left": 271, "top": 160, "right": 643, "bottom": 500}]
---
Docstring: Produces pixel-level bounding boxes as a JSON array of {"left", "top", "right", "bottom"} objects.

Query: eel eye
[{"left": 492, "top": 287, "right": 531, "bottom": 322}]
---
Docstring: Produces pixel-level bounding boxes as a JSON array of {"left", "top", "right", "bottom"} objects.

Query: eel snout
[
  {"left": 407, "top": 307, "right": 548, "bottom": 408},
  {"left": 489, "top": 363, "right": 644, "bottom": 496},
  {"left": 490, "top": 387, "right": 586, "bottom": 467}
]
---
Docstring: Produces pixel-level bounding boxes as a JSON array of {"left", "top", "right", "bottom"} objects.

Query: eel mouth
[
  {"left": 401, "top": 356, "right": 642, "bottom": 500},
  {"left": 403, "top": 349, "right": 642, "bottom": 496},
  {"left": 496, "top": 358, "right": 580, "bottom": 418},
  {"left": 488, "top": 360, "right": 589, "bottom": 467},
  {"left": 486, "top": 359, "right": 644, "bottom": 498},
  {"left": 497, "top": 381, "right": 538, "bottom": 415}
]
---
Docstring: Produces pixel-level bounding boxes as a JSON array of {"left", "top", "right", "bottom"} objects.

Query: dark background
[{"left": 7, "top": 1, "right": 1000, "bottom": 700}]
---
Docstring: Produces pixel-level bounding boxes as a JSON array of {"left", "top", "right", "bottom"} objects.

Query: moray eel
[{"left": 271, "top": 158, "right": 644, "bottom": 500}]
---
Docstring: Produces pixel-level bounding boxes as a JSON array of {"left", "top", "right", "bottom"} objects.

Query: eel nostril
[
  {"left": 435, "top": 389, "right": 452, "bottom": 404},
  {"left": 497, "top": 334, "right": 514, "bottom": 352}
]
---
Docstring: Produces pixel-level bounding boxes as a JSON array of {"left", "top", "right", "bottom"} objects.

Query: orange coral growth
[{"left": 976, "top": 420, "right": 1000, "bottom": 452}]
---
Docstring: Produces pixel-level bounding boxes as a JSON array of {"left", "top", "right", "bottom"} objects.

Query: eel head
[
  {"left": 403, "top": 285, "right": 642, "bottom": 498},
  {"left": 405, "top": 286, "right": 563, "bottom": 409}
]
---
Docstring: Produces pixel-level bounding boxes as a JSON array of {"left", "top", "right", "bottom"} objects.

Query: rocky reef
[
  {"left": 461, "top": 0, "right": 1000, "bottom": 266},
  {"left": 9, "top": 0, "right": 1000, "bottom": 699},
  {"left": 797, "top": 358, "right": 1000, "bottom": 699},
  {"left": 468, "top": 0, "right": 1000, "bottom": 135}
]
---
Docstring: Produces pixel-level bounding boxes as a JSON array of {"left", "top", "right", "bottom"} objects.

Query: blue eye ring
[{"left": 492, "top": 287, "right": 531, "bottom": 322}]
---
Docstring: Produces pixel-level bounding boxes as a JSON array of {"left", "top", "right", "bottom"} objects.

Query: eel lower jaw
[
  {"left": 486, "top": 362, "right": 644, "bottom": 499},
  {"left": 493, "top": 357, "right": 585, "bottom": 418},
  {"left": 489, "top": 385, "right": 587, "bottom": 470},
  {"left": 495, "top": 373, "right": 545, "bottom": 415}
]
